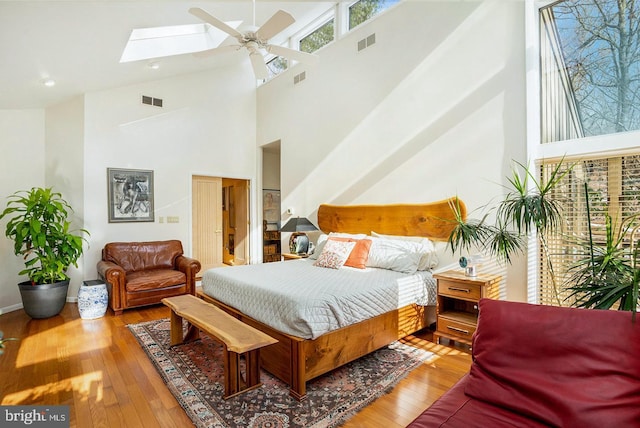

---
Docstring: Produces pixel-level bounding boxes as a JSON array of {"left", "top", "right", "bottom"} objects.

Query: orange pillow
[{"left": 328, "top": 237, "right": 372, "bottom": 269}]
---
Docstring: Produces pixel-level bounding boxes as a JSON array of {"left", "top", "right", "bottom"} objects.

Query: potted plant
[
  {"left": 0, "top": 187, "right": 89, "bottom": 318},
  {"left": 447, "top": 159, "right": 570, "bottom": 305},
  {"left": 564, "top": 183, "right": 640, "bottom": 313},
  {"left": 449, "top": 159, "right": 639, "bottom": 315}
]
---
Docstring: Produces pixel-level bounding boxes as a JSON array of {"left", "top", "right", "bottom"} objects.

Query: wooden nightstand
[
  {"left": 433, "top": 270, "right": 501, "bottom": 346},
  {"left": 282, "top": 253, "right": 308, "bottom": 260}
]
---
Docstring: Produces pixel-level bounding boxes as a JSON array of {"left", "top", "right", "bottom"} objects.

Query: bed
[{"left": 200, "top": 198, "right": 465, "bottom": 400}]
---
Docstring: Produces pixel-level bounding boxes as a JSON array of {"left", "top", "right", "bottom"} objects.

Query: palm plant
[
  {"left": 564, "top": 183, "right": 640, "bottom": 313},
  {"left": 448, "top": 159, "right": 572, "bottom": 305}
]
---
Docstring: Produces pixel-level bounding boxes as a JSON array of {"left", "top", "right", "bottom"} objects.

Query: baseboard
[{"left": 0, "top": 299, "right": 77, "bottom": 315}]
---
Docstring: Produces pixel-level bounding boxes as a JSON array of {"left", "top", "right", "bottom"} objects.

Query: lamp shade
[{"left": 280, "top": 217, "right": 318, "bottom": 232}]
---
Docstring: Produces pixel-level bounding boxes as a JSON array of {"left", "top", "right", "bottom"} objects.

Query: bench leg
[
  {"left": 169, "top": 309, "right": 199, "bottom": 346},
  {"left": 223, "top": 348, "right": 263, "bottom": 399}
]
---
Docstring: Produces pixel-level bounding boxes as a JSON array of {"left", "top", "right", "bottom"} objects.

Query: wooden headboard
[{"left": 316, "top": 197, "right": 466, "bottom": 242}]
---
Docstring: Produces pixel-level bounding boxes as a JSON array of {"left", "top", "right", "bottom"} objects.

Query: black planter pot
[{"left": 18, "top": 280, "right": 69, "bottom": 319}]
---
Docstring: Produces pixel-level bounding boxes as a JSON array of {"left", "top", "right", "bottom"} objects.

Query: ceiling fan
[{"left": 189, "top": 5, "right": 319, "bottom": 80}]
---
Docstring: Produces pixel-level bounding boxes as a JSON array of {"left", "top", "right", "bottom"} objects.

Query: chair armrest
[
  {"left": 97, "top": 260, "right": 126, "bottom": 314},
  {"left": 176, "top": 255, "right": 201, "bottom": 275},
  {"left": 175, "top": 255, "right": 201, "bottom": 295}
]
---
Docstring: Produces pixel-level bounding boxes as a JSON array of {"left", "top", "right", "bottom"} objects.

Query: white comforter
[{"left": 201, "top": 259, "right": 436, "bottom": 339}]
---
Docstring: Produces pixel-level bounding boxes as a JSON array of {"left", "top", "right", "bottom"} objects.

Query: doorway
[{"left": 192, "top": 175, "right": 250, "bottom": 273}]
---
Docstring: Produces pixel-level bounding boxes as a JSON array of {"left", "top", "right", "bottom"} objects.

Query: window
[
  {"left": 539, "top": 154, "right": 640, "bottom": 307},
  {"left": 299, "top": 19, "right": 335, "bottom": 53},
  {"left": 540, "top": 0, "right": 640, "bottom": 143},
  {"left": 266, "top": 56, "right": 288, "bottom": 79},
  {"left": 348, "top": 0, "right": 400, "bottom": 30}
]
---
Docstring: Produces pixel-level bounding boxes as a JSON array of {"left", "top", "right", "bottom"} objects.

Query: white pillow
[
  {"left": 309, "top": 232, "right": 368, "bottom": 260},
  {"left": 371, "top": 231, "right": 438, "bottom": 270},
  {"left": 366, "top": 237, "right": 423, "bottom": 274},
  {"left": 313, "top": 239, "right": 356, "bottom": 269}
]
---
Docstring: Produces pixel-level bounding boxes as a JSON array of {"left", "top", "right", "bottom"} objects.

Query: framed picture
[
  {"left": 263, "top": 189, "right": 280, "bottom": 229},
  {"left": 107, "top": 168, "right": 154, "bottom": 223}
]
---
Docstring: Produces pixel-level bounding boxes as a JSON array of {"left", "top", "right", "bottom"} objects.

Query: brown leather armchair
[{"left": 97, "top": 240, "right": 201, "bottom": 315}]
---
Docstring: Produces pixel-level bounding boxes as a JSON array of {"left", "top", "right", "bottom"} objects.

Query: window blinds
[{"left": 539, "top": 153, "right": 640, "bottom": 306}]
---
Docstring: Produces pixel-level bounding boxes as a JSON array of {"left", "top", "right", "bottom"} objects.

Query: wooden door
[
  {"left": 192, "top": 175, "right": 223, "bottom": 273},
  {"left": 232, "top": 180, "right": 250, "bottom": 265}
]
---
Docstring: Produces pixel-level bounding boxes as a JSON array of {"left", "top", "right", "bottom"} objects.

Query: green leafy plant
[
  {"left": 564, "top": 183, "right": 640, "bottom": 313},
  {"left": 448, "top": 159, "right": 572, "bottom": 305},
  {"left": 0, "top": 187, "right": 89, "bottom": 285}
]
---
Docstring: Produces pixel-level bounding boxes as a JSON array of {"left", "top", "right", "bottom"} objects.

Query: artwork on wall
[
  {"left": 263, "top": 189, "right": 280, "bottom": 230},
  {"left": 107, "top": 168, "right": 154, "bottom": 223}
]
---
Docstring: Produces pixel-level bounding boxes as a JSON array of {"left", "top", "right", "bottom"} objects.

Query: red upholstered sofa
[
  {"left": 97, "top": 240, "right": 201, "bottom": 315},
  {"left": 408, "top": 298, "right": 640, "bottom": 428}
]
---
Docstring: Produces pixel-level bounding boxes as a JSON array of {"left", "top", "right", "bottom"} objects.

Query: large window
[
  {"left": 539, "top": 154, "right": 640, "bottom": 306},
  {"left": 540, "top": 0, "right": 640, "bottom": 143}
]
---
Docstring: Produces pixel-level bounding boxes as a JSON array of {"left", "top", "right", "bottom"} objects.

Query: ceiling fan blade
[
  {"left": 189, "top": 7, "right": 243, "bottom": 40},
  {"left": 267, "top": 45, "right": 319, "bottom": 65},
  {"left": 249, "top": 52, "right": 270, "bottom": 80},
  {"left": 256, "top": 10, "right": 295, "bottom": 41},
  {"left": 193, "top": 44, "right": 242, "bottom": 58}
]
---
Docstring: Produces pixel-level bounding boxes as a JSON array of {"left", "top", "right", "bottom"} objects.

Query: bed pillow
[
  {"left": 328, "top": 237, "right": 373, "bottom": 269},
  {"left": 309, "top": 232, "right": 368, "bottom": 260},
  {"left": 313, "top": 239, "right": 356, "bottom": 269},
  {"left": 371, "top": 231, "right": 438, "bottom": 270},
  {"left": 366, "top": 237, "right": 422, "bottom": 274}
]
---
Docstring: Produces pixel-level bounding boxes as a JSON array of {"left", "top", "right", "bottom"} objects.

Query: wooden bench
[{"left": 161, "top": 294, "right": 278, "bottom": 399}]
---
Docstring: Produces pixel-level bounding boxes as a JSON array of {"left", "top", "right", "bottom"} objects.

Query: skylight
[{"left": 120, "top": 21, "right": 242, "bottom": 63}]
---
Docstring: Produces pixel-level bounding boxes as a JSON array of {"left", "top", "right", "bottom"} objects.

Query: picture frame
[
  {"left": 263, "top": 189, "right": 280, "bottom": 229},
  {"left": 107, "top": 168, "right": 154, "bottom": 223}
]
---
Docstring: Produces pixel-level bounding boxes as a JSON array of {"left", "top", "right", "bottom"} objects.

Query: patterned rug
[{"left": 128, "top": 318, "right": 434, "bottom": 428}]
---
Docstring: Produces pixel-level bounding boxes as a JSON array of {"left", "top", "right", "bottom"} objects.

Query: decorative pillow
[
  {"left": 327, "top": 237, "right": 373, "bottom": 269},
  {"left": 309, "top": 232, "right": 368, "bottom": 260},
  {"left": 313, "top": 239, "right": 356, "bottom": 269},
  {"left": 366, "top": 237, "right": 422, "bottom": 274},
  {"left": 371, "top": 231, "right": 438, "bottom": 270}
]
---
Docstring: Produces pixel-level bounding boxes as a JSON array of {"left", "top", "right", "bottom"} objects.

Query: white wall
[
  {"left": 82, "top": 65, "right": 258, "bottom": 286},
  {"left": 0, "top": 109, "right": 46, "bottom": 311},
  {"left": 46, "top": 96, "right": 86, "bottom": 300},
  {"left": 257, "top": 0, "right": 528, "bottom": 300}
]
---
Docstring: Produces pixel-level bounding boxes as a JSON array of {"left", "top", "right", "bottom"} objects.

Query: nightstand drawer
[
  {"left": 437, "top": 316, "right": 477, "bottom": 340},
  {"left": 438, "top": 279, "right": 481, "bottom": 300}
]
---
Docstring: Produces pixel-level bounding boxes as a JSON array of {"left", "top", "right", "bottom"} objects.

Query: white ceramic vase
[{"left": 78, "top": 280, "right": 108, "bottom": 319}]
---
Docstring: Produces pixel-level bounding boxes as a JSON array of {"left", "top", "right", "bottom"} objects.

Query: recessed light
[
  {"left": 43, "top": 79, "right": 56, "bottom": 87},
  {"left": 148, "top": 62, "right": 160, "bottom": 70}
]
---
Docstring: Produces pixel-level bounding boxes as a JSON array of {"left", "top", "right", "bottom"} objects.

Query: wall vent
[
  {"left": 142, "top": 95, "right": 163, "bottom": 107},
  {"left": 357, "top": 33, "right": 376, "bottom": 52},
  {"left": 293, "top": 71, "right": 306, "bottom": 85}
]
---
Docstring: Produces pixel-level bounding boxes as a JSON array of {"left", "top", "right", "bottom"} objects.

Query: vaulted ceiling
[{"left": 0, "top": 1, "right": 335, "bottom": 109}]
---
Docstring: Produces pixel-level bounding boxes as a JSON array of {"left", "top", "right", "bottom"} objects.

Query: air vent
[
  {"left": 141, "top": 95, "right": 163, "bottom": 107},
  {"left": 293, "top": 71, "right": 306, "bottom": 85},
  {"left": 357, "top": 33, "right": 376, "bottom": 52}
]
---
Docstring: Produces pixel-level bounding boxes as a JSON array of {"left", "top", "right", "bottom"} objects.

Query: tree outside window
[
  {"left": 541, "top": 0, "right": 640, "bottom": 141},
  {"left": 299, "top": 19, "right": 335, "bottom": 53}
]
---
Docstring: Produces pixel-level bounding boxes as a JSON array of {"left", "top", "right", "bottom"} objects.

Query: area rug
[{"left": 128, "top": 318, "right": 434, "bottom": 428}]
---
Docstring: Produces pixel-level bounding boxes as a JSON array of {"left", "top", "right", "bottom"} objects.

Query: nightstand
[
  {"left": 282, "top": 253, "right": 308, "bottom": 260},
  {"left": 433, "top": 270, "right": 501, "bottom": 346}
]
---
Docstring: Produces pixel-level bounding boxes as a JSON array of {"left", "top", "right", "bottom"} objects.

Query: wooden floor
[{"left": 0, "top": 302, "right": 471, "bottom": 428}]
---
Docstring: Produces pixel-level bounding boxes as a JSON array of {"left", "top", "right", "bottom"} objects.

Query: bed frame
[{"left": 199, "top": 197, "right": 466, "bottom": 400}]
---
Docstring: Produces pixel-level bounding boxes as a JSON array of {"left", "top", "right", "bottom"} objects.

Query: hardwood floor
[{"left": 0, "top": 302, "right": 471, "bottom": 428}]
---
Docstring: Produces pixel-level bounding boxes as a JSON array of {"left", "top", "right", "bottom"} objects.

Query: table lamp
[{"left": 280, "top": 217, "right": 318, "bottom": 254}]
